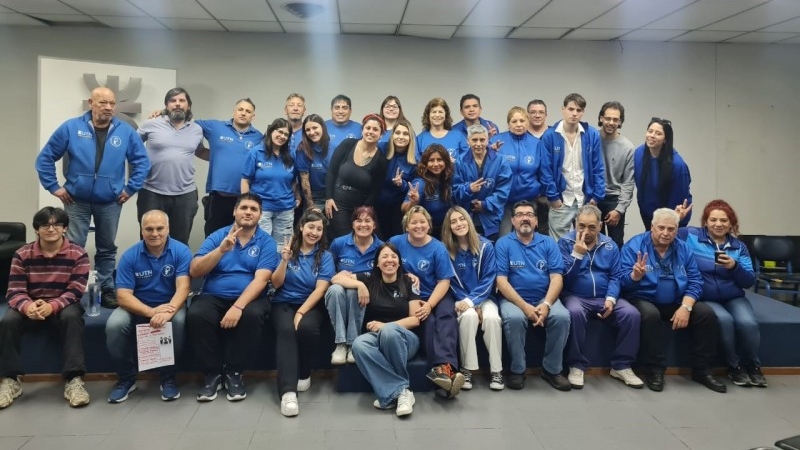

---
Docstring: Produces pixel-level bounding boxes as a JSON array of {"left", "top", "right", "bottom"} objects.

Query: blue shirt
[
  {"left": 492, "top": 131, "right": 547, "bottom": 203},
  {"left": 452, "top": 150, "right": 512, "bottom": 236},
  {"left": 452, "top": 118, "right": 499, "bottom": 137},
  {"left": 496, "top": 232, "right": 564, "bottom": 304},
  {"left": 450, "top": 237, "right": 497, "bottom": 306},
  {"left": 388, "top": 235, "right": 454, "bottom": 298},
  {"left": 195, "top": 119, "right": 263, "bottom": 195},
  {"left": 289, "top": 129, "right": 303, "bottom": 157},
  {"left": 405, "top": 177, "right": 452, "bottom": 227},
  {"left": 633, "top": 146, "right": 693, "bottom": 227},
  {"left": 196, "top": 226, "right": 280, "bottom": 299},
  {"left": 241, "top": 147, "right": 296, "bottom": 212},
  {"left": 326, "top": 119, "right": 362, "bottom": 151},
  {"left": 558, "top": 231, "right": 623, "bottom": 300},
  {"left": 329, "top": 233, "right": 384, "bottom": 274},
  {"left": 377, "top": 152, "right": 416, "bottom": 205},
  {"left": 273, "top": 246, "right": 335, "bottom": 304},
  {"left": 295, "top": 143, "right": 334, "bottom": 192},
  {"left": 416, "top": 130, "right": 469, "bottom": 161},
  {"left": 116, "top": 238, "right": 192, "bottom": 306}
]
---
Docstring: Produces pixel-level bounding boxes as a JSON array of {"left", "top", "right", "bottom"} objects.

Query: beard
[{"left": 169, "top": 109, "right": 186, "bottom": 121}]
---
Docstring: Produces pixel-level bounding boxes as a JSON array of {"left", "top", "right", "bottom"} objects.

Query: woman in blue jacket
[
  {"left": 441, "top": 206, "right": 504, "bottom": 391},
  {"left": 296, "top": 114, "right": 332, "bottom": 212},
  {"left": 402, "top": 144, "right": 454, "bottom": 238},
  {"left": 633, "top": 118, "right": 692, "bottom": 229},
  {"left": 415, "top": 97, "right": 469, "bottom": 161},
  {"left": 376, "top": 118, "right": 417, "bottom": 239},
  {"left": 677, "top": 199, "right": 764, "bottom": 387},
  {"left": 271, "top": 210, "right": 335, "bottom": 417}
]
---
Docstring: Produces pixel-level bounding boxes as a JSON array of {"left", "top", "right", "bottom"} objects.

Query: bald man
[{"left": 36, "top": 87, "right": 151, "bottom": 308}]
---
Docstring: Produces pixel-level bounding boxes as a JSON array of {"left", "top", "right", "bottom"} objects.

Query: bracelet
[
  {"left": 296, "top": 311, "right": 305, "bottom": 316},
  {"left": 232, "top": 304, "right": 244, "bottom": 311}
]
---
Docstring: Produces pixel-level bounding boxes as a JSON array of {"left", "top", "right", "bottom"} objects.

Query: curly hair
[
  {"left": 421, "top": 97, "right": 453, "bottom": 131},
  {"left": 701, "top": 199, "right": 741, "bottom": 237},
  {"left": 416, "top": 144, "right": 453, "bottom": 204}
]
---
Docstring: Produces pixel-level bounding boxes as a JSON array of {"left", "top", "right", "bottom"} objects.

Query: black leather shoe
[
  {"left": 645, "top": 371, "right": 665, "bottom": 392},
  {"left": 692, "top": 373, "right": 727, "bottom": 393},
  {"left": 540, "top": 370, "right": 572, "bottom": 392},
  {"left": 506, "top": 372, "right": 526, "bottom": 390}
]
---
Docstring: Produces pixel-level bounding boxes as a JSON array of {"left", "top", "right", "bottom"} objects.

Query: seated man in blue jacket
[
  {"left": 558, "top": 205, "right": 643, "bottom": 389},
  {"left": 620, "top": 208, "right": 726, "bottom": 393}
]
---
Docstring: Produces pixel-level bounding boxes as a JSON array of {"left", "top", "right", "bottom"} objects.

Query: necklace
[{"left": 357, "top": 142, "right": 375, "bottom": 165}]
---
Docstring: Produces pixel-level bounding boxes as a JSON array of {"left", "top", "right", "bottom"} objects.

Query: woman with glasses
[
  {"left": 377, "top": 118, "right": 417, "bottom": 239},
  {"left": 378, "top": 95, "right": 406, "bottom": 151},
  {"left": 633, "top": 117, "right": 692, "bottom": 229},
  {"left": 416, "top": 97, "right": 469, "bottom": 161},
  {"left": 241, "top": 118, "right": 300, "bottom": 247},
  {"left": 325, "top": 114, "right": 389, "bottom": 239},
  {"left": 296, "top": 114, "right": 333, "bottom": 212}
]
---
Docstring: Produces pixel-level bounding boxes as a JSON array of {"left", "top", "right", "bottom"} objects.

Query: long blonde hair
[
  {"left": 386, "top": 118, "right": 417, "bottom": 166},
  {"left": 441, "top": 206, "right": 481, "bottom": 259}
]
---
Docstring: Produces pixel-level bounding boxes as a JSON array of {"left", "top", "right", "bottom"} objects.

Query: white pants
[{"left": 457, "top": 300, "right": 502, "bottom": 373}]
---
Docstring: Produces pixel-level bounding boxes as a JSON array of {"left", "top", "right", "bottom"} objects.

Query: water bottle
[{"left": 86, "top": 270, "right": 100, "bottom": 317}]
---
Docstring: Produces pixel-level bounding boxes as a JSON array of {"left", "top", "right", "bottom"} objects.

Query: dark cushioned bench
[{"left": 3, "top": 291, "right": 799, "bottom": 393}]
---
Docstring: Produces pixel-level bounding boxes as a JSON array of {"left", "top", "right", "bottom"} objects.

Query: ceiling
[{"left": 1, "top": 0, "right": 799, "bottom": 44}]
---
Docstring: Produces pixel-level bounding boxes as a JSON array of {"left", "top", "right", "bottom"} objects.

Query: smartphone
[{"left": 714, "top": 250, "right": 725, "bottom": 263}]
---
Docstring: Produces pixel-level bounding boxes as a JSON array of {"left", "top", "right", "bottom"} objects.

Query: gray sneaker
[
  {"left": 0, "top": 377, "right": 22, "bottom": 409},
  {"left": 64, "top": 377, "right": 90, "bottom": 407}
]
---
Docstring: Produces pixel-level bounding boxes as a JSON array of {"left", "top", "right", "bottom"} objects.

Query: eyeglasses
[
  {"left": 383, "top": 104, "right": 399, "bottom": 110},
  {"left": 513, "top": 212, "right": 535, "bottom": 219},
  {"left": 39, "top": 223, "right": 65, "bottom": 230},
  {"left": 651, "top": 117, "right": 672, "bottom": 126}
]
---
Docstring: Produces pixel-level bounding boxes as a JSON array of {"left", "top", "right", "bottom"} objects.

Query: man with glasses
[
  {"left": 326, "top": 94, "right": 362, "bottom": 151},
  {"left": 495, "top": 200, "right": 571, "bottom": 391},
  {"left": 36, "top": 87, "right": 151, "bottom": 308},
  {"left": 0, "top": 207, "right": 91, "bottom": 408},
  {"left": 526, "top": 99, "right": 548, "bottom": 139},
  {"left": 597, "top": 101, "right": 635, "bottom": 248}
]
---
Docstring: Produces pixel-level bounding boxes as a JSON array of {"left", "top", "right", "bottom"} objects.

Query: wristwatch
[{"left": 681, "top": 304, "right": 693, "bottom": 312}]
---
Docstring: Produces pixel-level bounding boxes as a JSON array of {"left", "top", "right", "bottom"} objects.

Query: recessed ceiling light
[{"left": 282, "top": 2, "right": 325, "bottom": 19}]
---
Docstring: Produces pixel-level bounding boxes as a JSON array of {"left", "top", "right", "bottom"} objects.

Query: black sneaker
[
  {"left": 426, "top": 364, "right": 453, "bottom": 391},
  {"left": 645, "top": 370, "right": 665, "bottom": 392},
  {"left": 540, "top": 370, "right": 572, "bottom": 391},
  {"left": 728, "top": 366, "right": 751, "bottom": 387},
  {"left": 746, "top": 366, "right": 768, "bottom": 388},
  {"left": 196, "top": 373, "right": 223, "bottom": 402},
  {"left": 101, "top": 288, "right": 118, "bottom": 308},
  {"left": 507, "top": 372, "right": 526, "bottom": 390},
  {"left": 224, "top": 372, "right": 246, "bottom": 401}
]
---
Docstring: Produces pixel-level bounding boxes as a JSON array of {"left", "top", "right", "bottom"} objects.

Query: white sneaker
[
  {"left": 610, "top": 368, "right": 644, "bottom": 389},
  {"left": 568, "top": 367, "right": 584, "bottom": 389},
  {"left": 331, "top": 344, "right": 347, "bottom": 365},
  {"left": 297, "top": 377, "right": 311, "bottom": 392},
  {"left": 0, "top": 377, "right": 22, "bottom": 409},
  {"left": 280, "top": 392, "right": 299, "bottom": 417},
  {"left": 373, "top": 399, "right": 394, "bottom": 410},
  {"left": 346, "top": 347, "right": 356, "bottom": 364},
  {"left": 395, "top": 389, "right": 415, "bottom": 417}
]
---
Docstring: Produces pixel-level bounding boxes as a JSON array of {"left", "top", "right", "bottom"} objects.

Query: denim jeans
[
  {"left": 352, "top": 323, "right": 420, "bottom": 408},
  {"left": 136, "top": 188, "right": 199, "bottom": 245},
  {"left": 258, "top": 208, "right": 294, "bottom": 250},
  {"left": 65, "top": 200, "right": 122, "bottom": 290},
  {"left": 563, "top": 295, "right": 640, "bottom": 371},
  {"left": 325, "top": 285, "right": 365, "bottom": 345},
  {"left": 548, "top": 200, "right": 579, "bottom": 241},
  {"left": 499, "top": 298, "right": 570, "bottom": 375},
  {"left": 705, "top": 297, "right": 761, "bottom": 368},
  {"left": 105, "top": 306, "right": 186, "bottom": 381}
]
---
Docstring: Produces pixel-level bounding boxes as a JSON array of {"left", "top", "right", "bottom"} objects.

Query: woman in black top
[
  {"left": 335, "top": 243, "right": 422, "bottom": 417},
  {"left": 325, "top": 114, "right": 389, "bottom": 239}
]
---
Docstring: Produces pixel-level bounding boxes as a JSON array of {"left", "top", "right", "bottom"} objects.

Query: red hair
[{"left": 701, "top": 199, "right": 740, "bottom": 236}]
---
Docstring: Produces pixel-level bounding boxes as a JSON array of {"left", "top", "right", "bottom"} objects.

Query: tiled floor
[{"left": 1, "top": 374, "right": 799, "bottom": 450}]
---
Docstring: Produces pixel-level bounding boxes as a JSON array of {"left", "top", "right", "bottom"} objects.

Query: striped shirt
[{"left": 6, "top": 238, "right": 89, "bottom": 313}]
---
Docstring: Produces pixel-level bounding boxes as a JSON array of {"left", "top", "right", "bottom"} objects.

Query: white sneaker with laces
[
  {"left": 280, "top": 392, "right": 299, "bottom": 417},
  {"left": 373, "top": 399, "right": 394, "bottom": 410},
  {"left": 568, "top": 367, "right": 584, "bottom": 389},
  {"left": 0, "top": 377, "right": 22, "bottom": 409},
  {"left": 297, "top": 377, "right": 311, "bottom": 392},
  {"left": 331, "top": 344, "right": 347, "bottom": 365},
  {"left": 610, "top": 368, "right": 644, "bottom": 388},
  {"left": 395, "top": 389, "right": 415, "bottom": 417},
  {"left": 64, "top": 376, "right": 90, "bottom": 407}
]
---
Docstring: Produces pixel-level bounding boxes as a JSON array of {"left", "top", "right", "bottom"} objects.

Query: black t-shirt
[{"left": 357, "top": 273, "right": 420, "bottom": 332}]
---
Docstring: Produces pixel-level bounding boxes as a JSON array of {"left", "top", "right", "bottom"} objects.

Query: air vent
[{"left": 282, "top": 2, "right": 325, "bottom": 19}]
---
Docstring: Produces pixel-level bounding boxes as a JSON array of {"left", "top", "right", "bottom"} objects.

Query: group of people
[{"left": 0, "top": 87, "right": 766, "bottom": 418}]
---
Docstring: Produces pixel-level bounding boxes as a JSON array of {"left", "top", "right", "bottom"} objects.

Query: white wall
[{"left": 0, "top": 27, "right": 798, "bottom": 257}]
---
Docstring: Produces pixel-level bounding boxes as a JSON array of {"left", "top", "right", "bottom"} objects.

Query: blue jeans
[
  {"left": 258, "top": 208, "right": 294, "bottom": 250},
  {"left": 325, "top": 285, "right": 365, "bottom": 345},
  {"left": 705, "top": 297, "right": 761, "bottom": 368},
  {"left": 499, "top": 298, "right": 570, "bottom": 375},
  {"left": 65, "top": 200, "right": 122, "bottom": 290},
  {"left": 352, "top": 323, "right": 420, "bottom": 408},
  {"left": 105, "top": 307, "right": 186, "bottom": 381},
  {"left": 548, "top": 201, "right": 579, "bottom": 241}
]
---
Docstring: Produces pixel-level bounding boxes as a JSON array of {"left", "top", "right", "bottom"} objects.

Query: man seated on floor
[
  {"left": 558, "top": 204, "right": 643, "bottom": 389},
  {"left": 621, "top": 208, "right": 726, "bottom": 393},
  {"left": 106, "top": 209, "right": 192, "bottom": 403},
  {"left": 495, "top": 200, "right": 571, "bottom": 391},
  {"left": 0, "top": 206, "right": 90, "bottom": 408},
  {"left": 187, "top": 192, "right": 279, "bottom": 402}
]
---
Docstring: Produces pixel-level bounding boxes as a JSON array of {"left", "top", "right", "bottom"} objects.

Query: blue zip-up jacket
[
  {"left": 449, "top": 236, "right": 497, "bottom": 307},
  {"left": 633, "top": 145, "right": 692, "bottom": 227},
  {"left": 540, "top": 120, "right": 606, "bottom": 204},
  {"left": 620, "top": 232, "right": 703, "bottom": 303},
  {"left": 677, "top": 226, "right": 755, "bottom": 302},
  {"left": 491, "top": 131, "right": 547, "bottom": 203},
  {"left": 452, "top": 118, "right": 499, "bottom": 137},
  {"left": 452, "top": 150, "right": 512, "bottom": 237},
  {"left": 36, "top": 111, "right": 151, "bottom": 203},
  {"left": 377, "top": 152, "right": 416, "bottom": 205},
  {"left": 558, "top": 231, "right": 624, "bottom": 300}
]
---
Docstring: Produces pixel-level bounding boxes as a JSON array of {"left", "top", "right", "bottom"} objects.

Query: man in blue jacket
[
  {"left": 540, "top": 93, "right": 605, "bottom": 241},
  {"left": 558, "top": 205, "right": 643, "bottom": 389},
  {"left": 452, "top": 94, "right": 499, "bottom": 138},
  {"left": 620, "top": 208, "right": 726, "bottom": 393},
  {"left": 36, "top": 87, "right": 151, "bottom": 307}
]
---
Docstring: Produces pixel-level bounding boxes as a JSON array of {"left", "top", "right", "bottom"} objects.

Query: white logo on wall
[
  {"left": 162, "top": 265, "right": 175, "bottom": 277},
  {"left": 110, "top": 136, "right": 122, "bottom": 147},
  {"left": 248, "top": 246, "right": 260, "bottom": 257}
]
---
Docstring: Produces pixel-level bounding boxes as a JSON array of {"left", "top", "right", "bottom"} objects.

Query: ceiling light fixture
[{"left": 282, "top": 2, "right": 325, "bottom": 19}]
